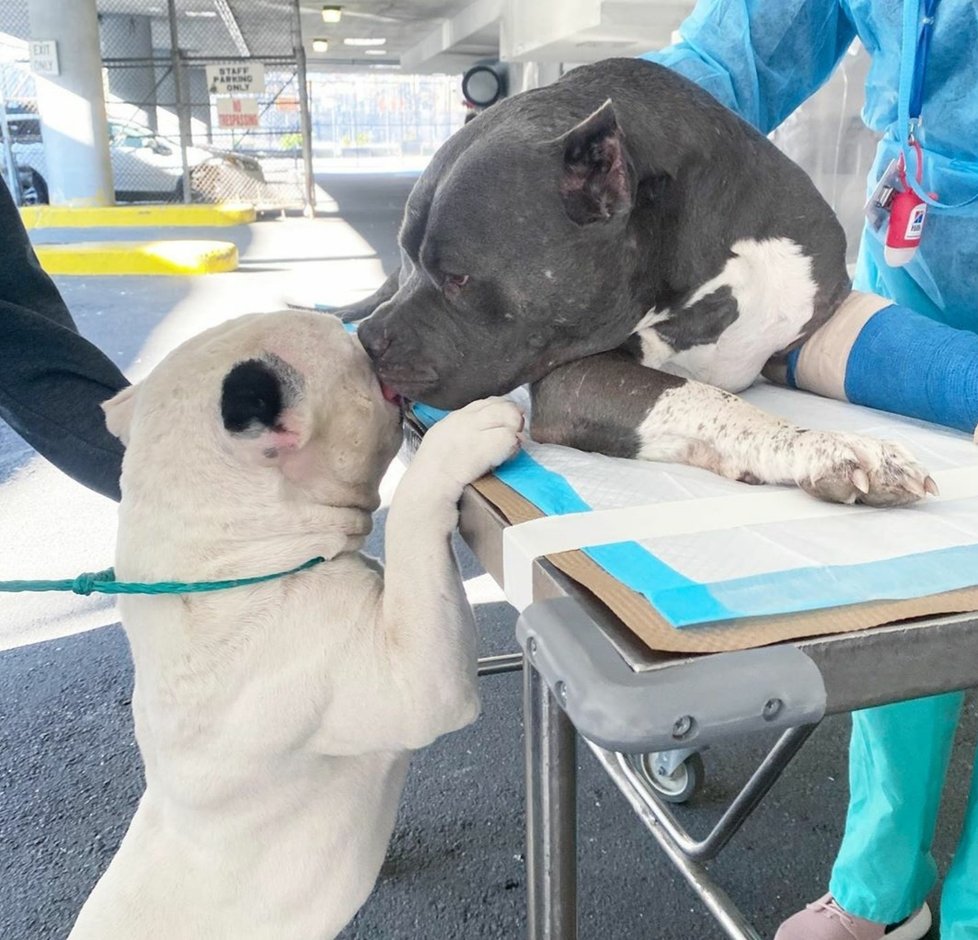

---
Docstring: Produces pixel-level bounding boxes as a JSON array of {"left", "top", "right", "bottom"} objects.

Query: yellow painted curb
[
  {"left": 35, "top": 240, "right": 239, "bottom": 276},
  {"left": 21, "top": 202, "right": 256, "bottom": 229}
]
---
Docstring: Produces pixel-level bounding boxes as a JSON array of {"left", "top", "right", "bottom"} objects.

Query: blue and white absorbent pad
[{"left": 412, "top": 383, "right": 978, "bottom": 653}]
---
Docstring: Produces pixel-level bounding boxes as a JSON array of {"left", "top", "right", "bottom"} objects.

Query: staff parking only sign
[{"left": 206, "top": 62, "right": 265, "bottom": 95}]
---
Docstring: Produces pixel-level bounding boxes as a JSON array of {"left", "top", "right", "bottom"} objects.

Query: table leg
[{"left": 525, "top": 656, "right": 578, "bottom": 940}]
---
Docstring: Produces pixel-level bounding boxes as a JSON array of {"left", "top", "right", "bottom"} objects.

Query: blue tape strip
[
  {"left": 411, "top": 403, "right": 978, "bottom": 628},
  {"left": 411, "top": 403, "right": 450, "bottom": 424},
  {"left": 656, "top": 541, "right": 978, "bottom": 627},
  {"left": 843, "top": 304, "right": 978, "bottom": 433},
  {"left": 410, "top": 403, "right": 728, "bottom": 623}
]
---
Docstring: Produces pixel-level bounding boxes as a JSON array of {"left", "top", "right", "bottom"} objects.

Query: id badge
[{"left": 865, "top": 158, "right": 903, "bottom": 232}]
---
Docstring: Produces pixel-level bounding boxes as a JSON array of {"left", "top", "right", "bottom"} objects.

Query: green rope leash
[{"left": 0, "top": 556, "right": 326, "bottom": 597}]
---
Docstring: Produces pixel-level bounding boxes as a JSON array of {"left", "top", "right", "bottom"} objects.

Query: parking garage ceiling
[
  {"left": 7, "top": 0, "right": 693, "bottom": 73},
  {"left": 89, "top": 0, "right": 496, "bottom": 70}
]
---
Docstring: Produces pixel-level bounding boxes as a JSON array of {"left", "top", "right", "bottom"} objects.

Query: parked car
[
  {"left": 104, "top": 120, "right": 267, "bottom": 202},
  {"left": 0, "top": 159, "right": 45, "bottom": 205},
  {"left": 0, "top": 109, "right": 48, "bottom": 203},
  {"left": 2, "top": 112, "right": 266, "bottom": 204}
]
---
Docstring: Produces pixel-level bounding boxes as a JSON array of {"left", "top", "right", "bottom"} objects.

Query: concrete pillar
[
  {"left": 511, "top": 61, "right": 563, "bottom": 94},
  {"left": 153, "top": 62, "right": 211, "bottom": 141},
  {"left": 152, "top": 51, "right": 180, "bottom": 139},
  {"left": 28, "top": 0, "right": 114, "bottom": 205},
  {"left": 186, "top": 66, "right": 213, "bottom": 142},
  {"left": 99, "top": 14, "right": 157, "bottom": 131}
]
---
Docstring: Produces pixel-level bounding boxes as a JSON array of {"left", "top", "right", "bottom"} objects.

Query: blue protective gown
[{"left": 643, "top": 1, "right": 978, "bottom": 934}]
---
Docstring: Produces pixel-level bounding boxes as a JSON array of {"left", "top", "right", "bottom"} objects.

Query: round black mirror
[{"left": 462, "top": 63, "right": 506, "bottom": 108}]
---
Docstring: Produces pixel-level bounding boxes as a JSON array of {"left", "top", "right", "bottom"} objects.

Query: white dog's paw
[
  {"left": 421, "top": 398, "right": 524, "bottom": 488},
  {"left": 793, "top": 432, "right": 937, "bottom": 506}
]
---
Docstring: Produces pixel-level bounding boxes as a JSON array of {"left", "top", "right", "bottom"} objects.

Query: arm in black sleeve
[{"left": 0, "top": 181, "right": 128, "bottom": 500}]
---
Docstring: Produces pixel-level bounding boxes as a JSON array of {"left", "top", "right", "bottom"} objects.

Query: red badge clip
[{"left": 884, "top": 141, "right": 936, "bottom": 268}]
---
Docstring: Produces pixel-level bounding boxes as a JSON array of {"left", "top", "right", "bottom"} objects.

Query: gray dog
[{"left": 342, "top": 58, "right": 933, "bottom": 507}]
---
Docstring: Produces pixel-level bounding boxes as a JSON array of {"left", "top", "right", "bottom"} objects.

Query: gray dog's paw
[{"left": 795, "top": 433, "right": 938, "bottom": 507}]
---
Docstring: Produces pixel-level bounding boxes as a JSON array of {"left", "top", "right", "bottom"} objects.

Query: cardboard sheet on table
[
  {"left": 472, "top": 474, "right": 978, "bottom": 654},
  {"left": 460, "top": 385, "right": 978, "bottom": 652}
]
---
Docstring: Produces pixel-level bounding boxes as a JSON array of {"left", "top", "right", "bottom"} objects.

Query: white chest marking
[{"left": 635, "top": 237, "right": 817, "bottom": 392}]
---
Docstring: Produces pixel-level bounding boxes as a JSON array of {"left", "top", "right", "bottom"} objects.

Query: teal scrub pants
[
  {"left": 828, "top": 226, "right": 978, "bottom": 938},
  {"left": 829, "top": 692, "right": 978, "bottom": 938}
]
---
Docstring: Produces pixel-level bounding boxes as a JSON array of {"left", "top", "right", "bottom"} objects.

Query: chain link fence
[
  {"left": 97, "top": 4, "right": 307, "bottom": 208},
  {"left": 1, "top": 0, "right": 467, "bottom": 210}
]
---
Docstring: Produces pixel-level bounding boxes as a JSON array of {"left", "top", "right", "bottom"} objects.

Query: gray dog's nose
[{"left": 357, "top": 319, "right": 391, "bottom": 362}]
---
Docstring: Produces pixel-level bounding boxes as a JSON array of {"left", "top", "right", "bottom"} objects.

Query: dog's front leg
[
  {"left": 361, "top": 398, "right": 523, "bottom": 751},
  {"left": 532, "top": 350, "right": 935, "bottom": 506}
]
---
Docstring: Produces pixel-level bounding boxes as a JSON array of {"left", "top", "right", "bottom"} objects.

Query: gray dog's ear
[
  {"left": 557, "top": 99, "right": 634, "bottom": 225},
  {"left": 102, "top": 384, "right": 139, "bottom": 445},
  {"left": 220, "top": 356, "right": 310, "bottom": 467}
]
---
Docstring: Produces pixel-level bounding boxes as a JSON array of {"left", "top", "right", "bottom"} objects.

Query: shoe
[{"left": 774, "top": 894, "right": 932, "bottom": 940}]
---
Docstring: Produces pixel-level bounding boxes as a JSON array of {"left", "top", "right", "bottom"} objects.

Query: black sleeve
[{"left": 0, "top": 180, "right": 128, "bottom": 500}]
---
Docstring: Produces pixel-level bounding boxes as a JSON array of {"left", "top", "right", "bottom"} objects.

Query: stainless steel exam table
[{"left": 405, "top": 420, "right": 978, "bottom": 940}]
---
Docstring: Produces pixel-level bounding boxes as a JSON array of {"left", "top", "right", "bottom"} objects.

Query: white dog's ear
[
  {"left": 220, "top": 355, "right": 310, "bottom": 467},
  {"left": 102, "top": 384, "right": 139, "bottom": 445}
]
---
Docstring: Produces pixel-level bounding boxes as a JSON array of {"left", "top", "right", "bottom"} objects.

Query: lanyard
[
  {"left": 897, "top": 0, "right": 978, "bottom": 209},
  {"left": 907, "top": 0, "right": 939, "bottom": 125}
]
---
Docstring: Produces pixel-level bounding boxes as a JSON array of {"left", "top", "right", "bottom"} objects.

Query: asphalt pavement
[{"left": 1, "top": 173, "right": 970, "bottom": 939}]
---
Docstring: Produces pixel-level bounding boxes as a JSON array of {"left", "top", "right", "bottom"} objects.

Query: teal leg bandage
[
  {"left": 788, "top": 304, "right": 978, "bottom": 434},
  {"left": 845, "top": 306, "right": 978, "bottom": 433}
]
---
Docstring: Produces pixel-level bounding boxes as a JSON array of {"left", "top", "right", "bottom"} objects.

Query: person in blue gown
[{"left": 644, "top": 2, "right": 978, "bottom": 937}]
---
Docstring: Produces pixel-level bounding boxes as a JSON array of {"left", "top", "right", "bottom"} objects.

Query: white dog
[{"left": 68, "top": 311, "right": 523, "bottom": 940}]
